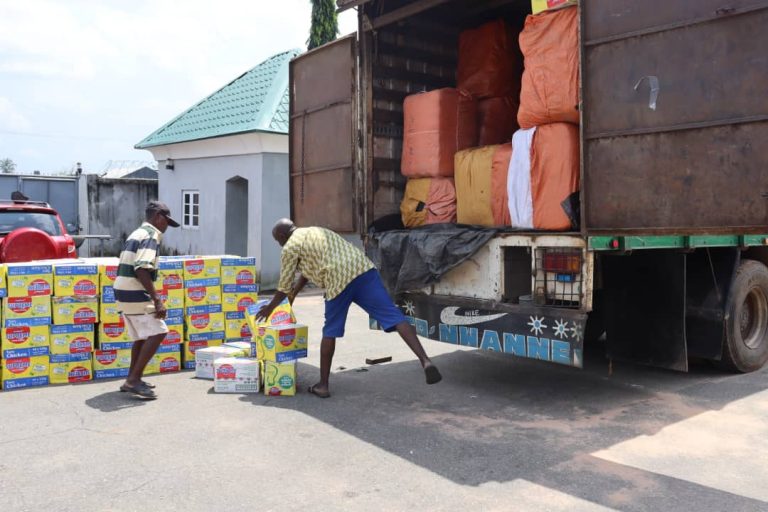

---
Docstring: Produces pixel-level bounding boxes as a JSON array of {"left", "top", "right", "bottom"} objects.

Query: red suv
[{"left": 0, "top": 200, "right": 77, "bottom": 262}]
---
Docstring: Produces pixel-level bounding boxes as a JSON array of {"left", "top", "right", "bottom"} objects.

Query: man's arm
[
  {"left": 135, "top": 268, "right": 166, "bottom": 319},
  {"left": 288, "top": 275, "right": 309, "bottom": 304},
  {"left": 256, "top": 241, "right": 299, "bottom": 322}
]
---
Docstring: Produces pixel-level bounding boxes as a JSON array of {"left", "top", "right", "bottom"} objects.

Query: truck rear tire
[{"left": 720, "top": 259, "right": 768, "bottom": 373}]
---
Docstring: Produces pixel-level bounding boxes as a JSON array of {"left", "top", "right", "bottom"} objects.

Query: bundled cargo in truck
[
  {"left": 400, "top": 177, "right": 457, "bottom": 228},
  {"left": 457, "top": 19, "right": 521, "bottom": 100}
]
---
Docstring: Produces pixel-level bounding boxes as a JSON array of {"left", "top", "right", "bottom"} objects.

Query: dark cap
[{"left": 146, "top": 200, "right": 180, "bottom": 228}]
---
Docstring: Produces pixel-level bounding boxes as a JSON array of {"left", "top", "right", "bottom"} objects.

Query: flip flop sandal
[
  {"left": 119, "top": 382, "right": 157, "bottom": 399},
  {"left": 119, "top": 380, "right": 156, "bottom": 391},
  {"left": 425, "top": 365, "right": 442, "bottom": 385},
  {"left": 308, "top": 385, "right": 331, "bottom": 398}
]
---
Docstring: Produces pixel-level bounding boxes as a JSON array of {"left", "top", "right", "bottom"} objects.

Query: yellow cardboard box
[
  {"left": 53, "top": 264, "right": 99, "bottom": 297},
  {"left": 1, "top": 325, "right": 49, "bottom": 358},
  {"left": 145, "top": 345, "right": 181, "bottom": 375},
  {"left": 183, "top": 257, "right": 221, "bottom": 281},
  {"left": 531, "top": 0, "right": 576, "bottom": 15},
  {"left": 225, "top": 311, "right": 251, "bottom": 341},
  {"left": 156, "top": 258, "right": 184, "bottom": 290},
  {"left": 221, "top": 257, "right": 258, "bottom": 285},
  {"left": 97, "top": 259, "right": 119, "bottom": 291},
  {"left": 256, "top": 324, "right": 308, "bottom": 363},
  {"left": 52, "top": 296, "right": 99, "bottom": 325},
  {"left": 160, "top": 288, "right": 185, "bottom": 310},
  {"left": 185, "top": 278, "right": 222, "bottom": 307},
  {"left": 6, "top": 263, "right": 53, "bottom": 297},
  {"left": 245, "top": 298, "right": 296, "bottom": 335},
  {"left": 0, "top": 264, "right": 7, "bottom": 298},
  {"left": 185, "top": 304, "right": 225, "bottom": 336},
  {"left": 98, "top": 319, "right": 132, "bottom": 345},
  {"left": 93, "top": 349, "right": 132, "bottom": 379},
  {"left": 2, "top": 355, "right": 49, "bottom": 389},
  {"left": 262, "top": 360, "right": 296, "bottom": 396},
  {"left": 3, "top": 296, "right": 52, "bottom": 327},
  {"left": 49, "top": 353, "right": 93, "bottom": 384},
  {"left": 222, "top": 284, "right": 258, "bottom": 313},
  {"left": 50, "top": 324, "right": 94, "bottom": 355}
]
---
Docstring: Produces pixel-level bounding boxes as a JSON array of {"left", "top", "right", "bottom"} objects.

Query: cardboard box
[
  {"left": 52, "top": 296, "right": 98, "bottom": 325},
  {"left": 245, "top": 298, "right": 296, "bottom": 335},
  {"left": 262, "top": 360, "right": 296, "bottom": 396},
  {"left": 193, "top": 345, "right": 250, "bottom": 379},
  {"left": 98, "top": 318, "right": 132, "bottom": 347},
  {"left": 3, "top": 296, "right": 52, "bottom": 327},
  {"left": 165, "top": 314, "right": 184, "bottom": 345},
  {"left": 223, "top": 340, "right": 254, "bottom": 357},
  {"left": 255, "top": 324, "right": 308, "bottom": 363},
  {"left": 99, "top": 292, "right": 122, "bottom": 324},
  {"left": 185, "top": 278, "right": 222, "bottom": 307},
  {"left": 222, "top": 284, "right": 258, "bottom": 312},
  {"left": 49, "top": 352, "right": 92, "bottom": 384},
  {"left": 144, "top": 344, "right": 181, "bottom": 375},
  {"left": 531, "top": 0, "right": 576, "bottom": 15},
  {"left": 156, "top": 258, "right": 184, "bottom": 290},
  {"left": 159, "top": 287, "right": 185, "bottom": 310},
  {"left": 93, "top": 349, "right": 132, "bottom": 379},
  {"left": 1, "top": 325, "right": 50, "bottom": 358},
  {"left": 6, "top": 263, "right": 53, "bottom": 297},
  {"left": 221, "top": 257, "right": 258, "bottom": 285},
  {"left": 97, "top": 259, "right": 119, "bottom": 291},
  {"left": 50, "top": 324, "right": 94, "bottom": 355},
  {"left": 2, "top": 355, "right": 49, "bottom": 389},
  {"left": 214, "top": 357, "right": 260, "bottom": 393},
  {"left": 185, "top": 304, "right": 225, "bottom": 336},
  {"left": 182, "top": 339, "right": 224, "bottom": 369},
  {"left": 225, "top": 311, "right": 252, "bottom": 341},
  {"left": 0, "top": 264, "right": 7, "bottom": 298},
  {"left": 183, "top": 257, "right": 221, "bottom": 281},
  {"left": 53, "top": 263, "right": 99, "bottom": 297}
]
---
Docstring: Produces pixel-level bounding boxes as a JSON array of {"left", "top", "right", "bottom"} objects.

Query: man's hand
[
  {"left": 154, "top": 298, "right": 167, "bottom": 319},
  {"left": 254, "top": 303, "right": 275, "bottom": 324}
]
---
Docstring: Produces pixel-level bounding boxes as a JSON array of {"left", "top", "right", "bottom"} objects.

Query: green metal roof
[{"left": 135, "top": 49, "right": 300, "bottom": 149}]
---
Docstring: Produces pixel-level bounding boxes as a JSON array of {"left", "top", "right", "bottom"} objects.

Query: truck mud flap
[
  {"left": 603, "top": 251, "right": 688, "bottom": 371},
  {"left": 370, "top": 294, "right": 587, "bottom": 368}
]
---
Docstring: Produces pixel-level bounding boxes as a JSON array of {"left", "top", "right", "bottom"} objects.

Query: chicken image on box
[
  {"left": 144, "top": 344, "right": 181, "bottom": 375},
  {"left": 214, "top": 357, "right": 260, "bottom": 393},
  {"left": 53, "top": 263, "right": 99, "bottom": 297},
  {"left": 98, "top": 318, "right": 133, "bottom": 348},
  {"left": 50, "top": 324, "right": 94, "bottom": 355},
  {"left": 222, "top": 284, "right": 258, "bottom": 313},
  {"left": 185, "top": 304, "right": 225, "bottom": 336},
  {"left": 194, "top": 345, "right": 250, "bottom": 379},
  {"left": 3, "top": 296, "right": 52, "bottom": 327},
  {"left": 93, "top": 349, "right": 132, "bottom": 379},
  {"left": 52, "top": 296, "right": 98, "bottom": 325},
  {"left": 245, "top": 298, "right": 296, "bottom": 334},
  {"left": 255, "top": 324, "right": 308, "bottom": 363},
  {"left": 2, "top": 355, "right": 49, "bottom": 389},
  {"left": 99, "top": 287, "right": 122, "bottom": 324},
  {"left": 184, "top": 278, "right": 222, "bottom": 307},
  {"left": 262, "top": 360, "right": 296, "bottom": 396},
  {"left": 0, "top": 265, "right": 7, "bottom": 298},
  {"left": 182, "top": 339, "right": 224, "bottom": 369},
  {"left": 6, "top": 263, "right": 53, "bottom": 297},
  {"left": 1, "top": 325, "right": 50, "bottom": 358},
  {"left": 221, "top": 257, "right": 258, "bottom": 285},
  {"left": 183, "top": 257, "right": 221, "bottom": 281},
  {"left": 225, "top": 311, "right": 252, "bottom": 341},
  {"left": 49, "top": 352, "right": 92, "bottom": 384}
]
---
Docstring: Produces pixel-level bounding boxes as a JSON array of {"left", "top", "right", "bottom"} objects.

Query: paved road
[{"left": 2, "top": 292, "right": 767, "bottom": 511}]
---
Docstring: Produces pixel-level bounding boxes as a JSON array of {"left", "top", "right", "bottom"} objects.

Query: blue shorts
[{"left": 324, "top": 269, "right": 406, "bottom": 338}]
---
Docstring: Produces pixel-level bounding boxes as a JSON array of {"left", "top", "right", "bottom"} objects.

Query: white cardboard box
[
  {"left": 194, "top": 346, "right": 248, "bottom": 379},
  {"left": 213, "top": 357, "right": 260, "bottom": 394}
]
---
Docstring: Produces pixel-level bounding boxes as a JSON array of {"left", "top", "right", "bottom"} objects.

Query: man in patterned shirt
[
  {"left": 256, "top": 218, "right": 442, "bottom": 398},
  {"left": 114, "top": 201, "right": 179, "bottom": 399}
]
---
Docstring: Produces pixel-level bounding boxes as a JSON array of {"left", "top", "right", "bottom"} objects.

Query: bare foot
[{"left": 424, "top": 363, "right": 442, "bottom": 385}]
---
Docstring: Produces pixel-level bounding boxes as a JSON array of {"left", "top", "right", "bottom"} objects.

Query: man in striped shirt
[
  {"left": 114, "top": 201, "right": 179, "bottom": 398},
  {"left": 256, "top": 219, "right": 442, "bottom": 398}
]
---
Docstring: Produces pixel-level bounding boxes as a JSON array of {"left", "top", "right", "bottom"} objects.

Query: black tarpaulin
[{"left": 366, "top": 224, "right": 499, "bottom": 294}]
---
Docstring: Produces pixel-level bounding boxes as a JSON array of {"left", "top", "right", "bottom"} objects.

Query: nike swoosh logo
[{"left": 440, "top": 307, "right": 507, "bottom": 326}]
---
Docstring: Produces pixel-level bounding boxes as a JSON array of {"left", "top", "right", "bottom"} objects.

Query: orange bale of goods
[
  {"left": 478, "top": 97, "right": 520, "bottom": 146},
  {"left": 401, "top": 89, "right": 478, "bottom": 178},
  {"left": 455, "top": 145, "right": 501, "bottom": 226},
  {"left": 531, "top": 123, "right": 580, "bottom": 230},
  {"left": 517, "top": 6, "right": 580, "bottom": 129},
  {"left": 400, "top": 178, "right": 457, "bottom": 228},
  {"left": 491, "top": 143, "right": 513, "bottom": 226},
  {"left": 457, "top": 19, "right": 522, "bottom": 100}
]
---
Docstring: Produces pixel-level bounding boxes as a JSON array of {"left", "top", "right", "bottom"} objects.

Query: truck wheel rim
[{"left": 740, "top": 287, "right": 767, "bottom": 350}]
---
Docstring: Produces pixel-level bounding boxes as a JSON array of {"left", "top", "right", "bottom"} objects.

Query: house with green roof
[{"left": 136, "top": 48, "right": 300, "bottom": 288}]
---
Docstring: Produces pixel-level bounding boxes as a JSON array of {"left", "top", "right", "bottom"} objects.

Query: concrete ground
[{"left": 1, "top": 292, "right": 767, "bottom": 512}]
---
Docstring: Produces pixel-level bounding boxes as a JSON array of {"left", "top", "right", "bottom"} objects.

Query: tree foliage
[
  {"left": 0, "top": 158, "right": 16, "bottom": 174},
  {"left": 307, "top": 0, "right": 339, "bottom": 50}
]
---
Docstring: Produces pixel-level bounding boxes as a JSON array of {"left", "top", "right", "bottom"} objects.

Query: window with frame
[{"left": 182, "top": 190, "right": 200, "bottom": 229}]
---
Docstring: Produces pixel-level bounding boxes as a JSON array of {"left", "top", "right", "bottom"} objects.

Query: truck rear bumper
[{"left": 371, "top": 292, "right": 587, "bottom": 369}]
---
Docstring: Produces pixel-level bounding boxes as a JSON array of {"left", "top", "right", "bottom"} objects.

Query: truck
[{"left": 288, "top": 0, "right": 768, "bottom": 373}]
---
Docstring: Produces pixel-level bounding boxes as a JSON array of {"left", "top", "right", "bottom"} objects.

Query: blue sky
[{"left": 0, "top": 0, "right": 356, "bottom": 174}]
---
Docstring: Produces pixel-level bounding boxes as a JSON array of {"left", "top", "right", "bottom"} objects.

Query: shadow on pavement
[
  {"left": 240, "top": 343, "right": 768, "bottom": 511},
  {"left": 85, "top": 390, "right": 153, "bottom": 412}
]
